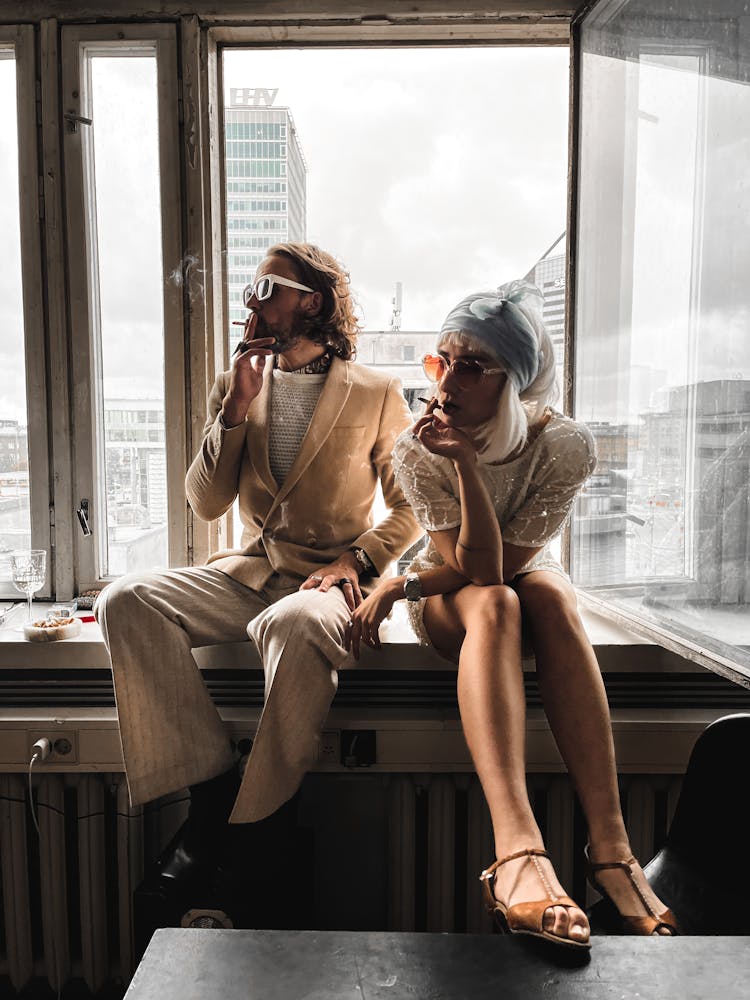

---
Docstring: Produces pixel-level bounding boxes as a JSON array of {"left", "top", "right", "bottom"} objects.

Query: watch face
[{"left": 404, "top": 574, "right": 421, "bottom": 601}]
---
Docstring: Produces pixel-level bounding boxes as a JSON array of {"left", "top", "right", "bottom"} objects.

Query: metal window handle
[
  {"left": 64, "top": 111, "right": 93, "bottom": 133},
  {"left": 76, "top": 499, "right": 92, "bottom": 536}
]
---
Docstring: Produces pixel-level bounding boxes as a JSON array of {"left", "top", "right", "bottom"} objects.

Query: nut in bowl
[{"left": 24, "top": 616, "right": 82, "bottom": 642}]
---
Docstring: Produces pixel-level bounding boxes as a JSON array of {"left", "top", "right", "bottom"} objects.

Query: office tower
[
  {"left": 224, "top": 87, "right": 308, "bottom": 329},
  {"left": 525, "top": 231, "right": 566, "bottom": 369}
]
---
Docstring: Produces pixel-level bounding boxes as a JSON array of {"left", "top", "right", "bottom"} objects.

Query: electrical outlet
[
  {"left": 29, "top": 729, "right": 78, "bottom": 764},
  {"left": 318, "top": 730, "right": 340, "bottom": 764}
]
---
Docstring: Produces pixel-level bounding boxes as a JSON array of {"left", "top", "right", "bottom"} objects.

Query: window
[
  {"left": 0, "top": 28, "right": 50, "bottom": 599},
  {"left": 62, "top": 25, "right": 186, "bottom": 585},
  {"left": 571, "top": 0, "right": 750, "bottom": 677},
  {"left": 221, "top": 45, "right": 569, "bottom": 359},
  {"left": 220, "top": 45, "right": 569, "bottom": 545}
]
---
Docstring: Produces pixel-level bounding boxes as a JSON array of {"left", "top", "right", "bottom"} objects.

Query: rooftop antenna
[{"left": 390, "top": 282, "right": 402, "bottom": 332}]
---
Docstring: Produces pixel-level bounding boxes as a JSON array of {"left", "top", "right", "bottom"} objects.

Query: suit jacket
[{"left": 185, "top": 356, "right": 423, "bottom": 592}]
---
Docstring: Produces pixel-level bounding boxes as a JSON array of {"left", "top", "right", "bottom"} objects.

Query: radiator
[
  {"left": 0, "top": 773, "right": 143, "bottom": 996},
  {"left": 0, "top": 770, "right": 682, "bottom": 995}
]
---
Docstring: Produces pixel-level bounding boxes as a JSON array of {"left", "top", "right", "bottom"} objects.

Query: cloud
[{"left": 224, "top": 46, "right": 569, "bottom": 329}]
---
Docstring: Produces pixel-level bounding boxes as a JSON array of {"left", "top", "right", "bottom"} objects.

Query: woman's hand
[
  {"left": 345, "top": 578, "right": 401, "bottom": 660},
  {"left": 413, "top": 411, "right": 477, "bottom": 465}
]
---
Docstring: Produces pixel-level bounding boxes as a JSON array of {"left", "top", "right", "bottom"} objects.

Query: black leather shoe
[
  {"left": 146, "top": 765, "right": 242, "bottom": 892},
  {"left": 156, "top": 827, "right": 213, "bottom": 884},
  {"left": 136, "top": 824, "right": 214, "bottom": 900}
]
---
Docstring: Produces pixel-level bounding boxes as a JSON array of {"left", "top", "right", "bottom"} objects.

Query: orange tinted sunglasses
[{"left": 422, "top": 354, "right": 504, "bottom": 385}]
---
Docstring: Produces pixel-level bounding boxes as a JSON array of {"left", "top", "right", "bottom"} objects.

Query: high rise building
[
  {"left": 525, "top": 231, "right": 566, "bottom": 369},
  {"left": 224, "top": 87, "right": 307, "bottom": 332}
]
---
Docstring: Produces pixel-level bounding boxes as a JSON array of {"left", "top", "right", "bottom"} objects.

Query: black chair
[{"left": 592, "top": 713, "right": 750, "bottom": 934}]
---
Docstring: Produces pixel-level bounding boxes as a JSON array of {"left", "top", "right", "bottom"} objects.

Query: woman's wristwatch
[{"left": 403, "top": 572, "right": 422, "bottom": 601}]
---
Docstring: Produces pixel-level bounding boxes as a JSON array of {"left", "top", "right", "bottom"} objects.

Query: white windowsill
[{"left": 0, "top": 599, "right": 703, "bottom": 674}]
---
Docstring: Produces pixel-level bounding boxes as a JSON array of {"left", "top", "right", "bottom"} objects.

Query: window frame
[
  {"left": 205, "top": 19, "right": 572, "bottom": 545},
  {"left": 568, "top": 2, "right": 750, "bottom": 687},
  {"left": 60, "top": 23, "right": 188, "bottom": 588},
  {"left": 0, "top": 26, "right": 52, "bottom": 600}
]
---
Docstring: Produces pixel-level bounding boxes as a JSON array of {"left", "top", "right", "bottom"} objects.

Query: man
[{"left": 96, "top": 242, "right": 421, "bottom": 884}]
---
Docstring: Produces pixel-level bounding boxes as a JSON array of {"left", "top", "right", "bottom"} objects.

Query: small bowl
[{"left": 24, "top": 617, "right": 82, "bottom": 642}]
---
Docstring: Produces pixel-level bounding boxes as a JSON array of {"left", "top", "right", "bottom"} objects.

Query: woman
[{"left": 346, "top": 281, "right": 677, "bottom": 949}]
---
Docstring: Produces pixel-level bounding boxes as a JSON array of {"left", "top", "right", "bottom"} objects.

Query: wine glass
[{"left": 10, "top": 549, "right": 47, "bottom": 623}]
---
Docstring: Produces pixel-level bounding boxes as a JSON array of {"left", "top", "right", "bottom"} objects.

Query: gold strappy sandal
[
  {"left": 480, "top": 847, "right": 591, "bottom": 950},
  {"left": 585, "top": 845, "right": 678, "bottom": 935}
]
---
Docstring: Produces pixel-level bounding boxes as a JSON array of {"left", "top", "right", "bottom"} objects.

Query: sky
[
  {"left": 0, "top": 44, "right": 569, "bottom": 420},
  {"left": 223, "top": 46, "right": 570, "bottom": 332}
]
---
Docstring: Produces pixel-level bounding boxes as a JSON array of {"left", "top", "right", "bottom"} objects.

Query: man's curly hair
[{"left": 266, "top": 242, "right": 360, "bottom": 360}]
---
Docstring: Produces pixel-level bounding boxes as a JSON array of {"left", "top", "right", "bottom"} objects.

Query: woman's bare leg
[
  {"left": 423, "top": 582, "right": 589, "bottom": 944},
  {"left": 515, "top": 571, "right": 672, "bottom": 931}
]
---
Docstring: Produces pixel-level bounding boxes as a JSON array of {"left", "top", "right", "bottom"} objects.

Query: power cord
[
  {"left": 28, "top": 738, "right": 62, "bottom": 1000},
  {"left": 28, "top": 738, "right": 50, "bottom": 836}
]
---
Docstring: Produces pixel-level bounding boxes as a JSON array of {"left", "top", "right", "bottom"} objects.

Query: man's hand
[
  {"left": 344, "top": 578, "right": 401, "bottom": 660},
  {"left": 221, "top": 312, "right": 276, "bottom": 427},
  {"left": 299, "top": 551, "right": 363, "bottom": 612}
]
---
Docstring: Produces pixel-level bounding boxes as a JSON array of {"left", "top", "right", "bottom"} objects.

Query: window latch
[
  {"left": 64, "top": 111, "right": 93, "bottom": 134},
  {"left": 76, "top": 499, "right": 92, "bottom": 536}
]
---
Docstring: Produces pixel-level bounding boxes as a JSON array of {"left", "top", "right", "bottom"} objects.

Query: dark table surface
[{"left": 124, "top": 928, "right": 750, "bottom": 1000}]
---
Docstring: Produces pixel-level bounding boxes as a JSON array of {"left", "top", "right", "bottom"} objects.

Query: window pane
[
  {"left": 87, "top": 54, "right": 168, "bottom": 576},
  {"left": 222, "top": 49, "right": 569, "bottom": 547},
  {"left": 572, "top": 0, "right": 750, "bottom": 674},
  {"left": 0, "top": 51, "right": 31, "bottom": 588}
]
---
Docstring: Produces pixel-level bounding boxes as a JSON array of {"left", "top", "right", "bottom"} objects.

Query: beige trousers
[{"left": 95, "top": 567, "right": 352, "bottom": 822}]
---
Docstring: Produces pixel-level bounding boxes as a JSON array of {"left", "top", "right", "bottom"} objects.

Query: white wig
[{"left": 436, "top": 279, "right": 559, "bottom": 463}]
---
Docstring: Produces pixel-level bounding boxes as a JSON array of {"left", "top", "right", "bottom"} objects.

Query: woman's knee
[
  {"left": 461, "top": 583, "right": 521, "bottom": 629},
  {"left": 517, "top": 574, "right": 581, "bottom": 632}
]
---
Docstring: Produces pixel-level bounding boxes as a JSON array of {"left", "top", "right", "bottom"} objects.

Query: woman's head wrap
[{"left": 439, "top": 279, "right": 546, "bottom": 393}]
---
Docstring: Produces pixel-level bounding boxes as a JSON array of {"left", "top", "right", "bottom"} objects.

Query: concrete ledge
[
  {"left": 0, "top": 601, "right": 731, "bottom": 778},
  {"left": 0, "top": 601, "right": 702, "bottom": 673}
]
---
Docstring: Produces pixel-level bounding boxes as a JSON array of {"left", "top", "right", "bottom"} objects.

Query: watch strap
[{"left": 350, "top": 547, "right": 375, "bottom": 575}]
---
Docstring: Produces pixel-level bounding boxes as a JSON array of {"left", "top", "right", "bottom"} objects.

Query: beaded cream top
[{"left": 392, "top": 411, "right": 596, "bottom": 554}]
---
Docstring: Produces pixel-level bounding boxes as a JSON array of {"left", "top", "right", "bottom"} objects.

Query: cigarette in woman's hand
[{"left": 418, "top": 396, "right": 442, "bottom": 411}]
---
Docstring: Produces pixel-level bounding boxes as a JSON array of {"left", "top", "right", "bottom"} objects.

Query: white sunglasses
[{"left": 242, "top": 273, "right": 315, "bottom": 307}]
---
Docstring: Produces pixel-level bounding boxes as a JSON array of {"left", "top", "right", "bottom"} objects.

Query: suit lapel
[
  {"left": 244, "top": 356, "right": 277, "bottom": 497},
  {"left": 269, "top": 356, "right": 352, "bottom": 512}
]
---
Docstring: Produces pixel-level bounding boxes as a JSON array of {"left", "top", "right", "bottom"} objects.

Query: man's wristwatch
[
  {"left": 404, "top": 572, "right": 422, "bottom": 602},
  {"left": 350, "top": 547, "right": 374, "bottom": 576}
]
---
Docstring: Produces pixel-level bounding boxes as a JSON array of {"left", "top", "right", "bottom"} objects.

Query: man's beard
[{"left": 254, "top": 307, "right": 325, "bottom": 355}]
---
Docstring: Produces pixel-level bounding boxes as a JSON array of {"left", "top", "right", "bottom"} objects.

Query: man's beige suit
[{"left": 96, "top": 356, "right": 422, "bottom": 821}]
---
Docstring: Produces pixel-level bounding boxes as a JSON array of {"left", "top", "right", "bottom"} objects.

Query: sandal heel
[
  {"left": 480, "top": 848, "right": 590, "bottom": 950},
  {"left": 585, "top": 844, "right": 678, "bottom": 936}
]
